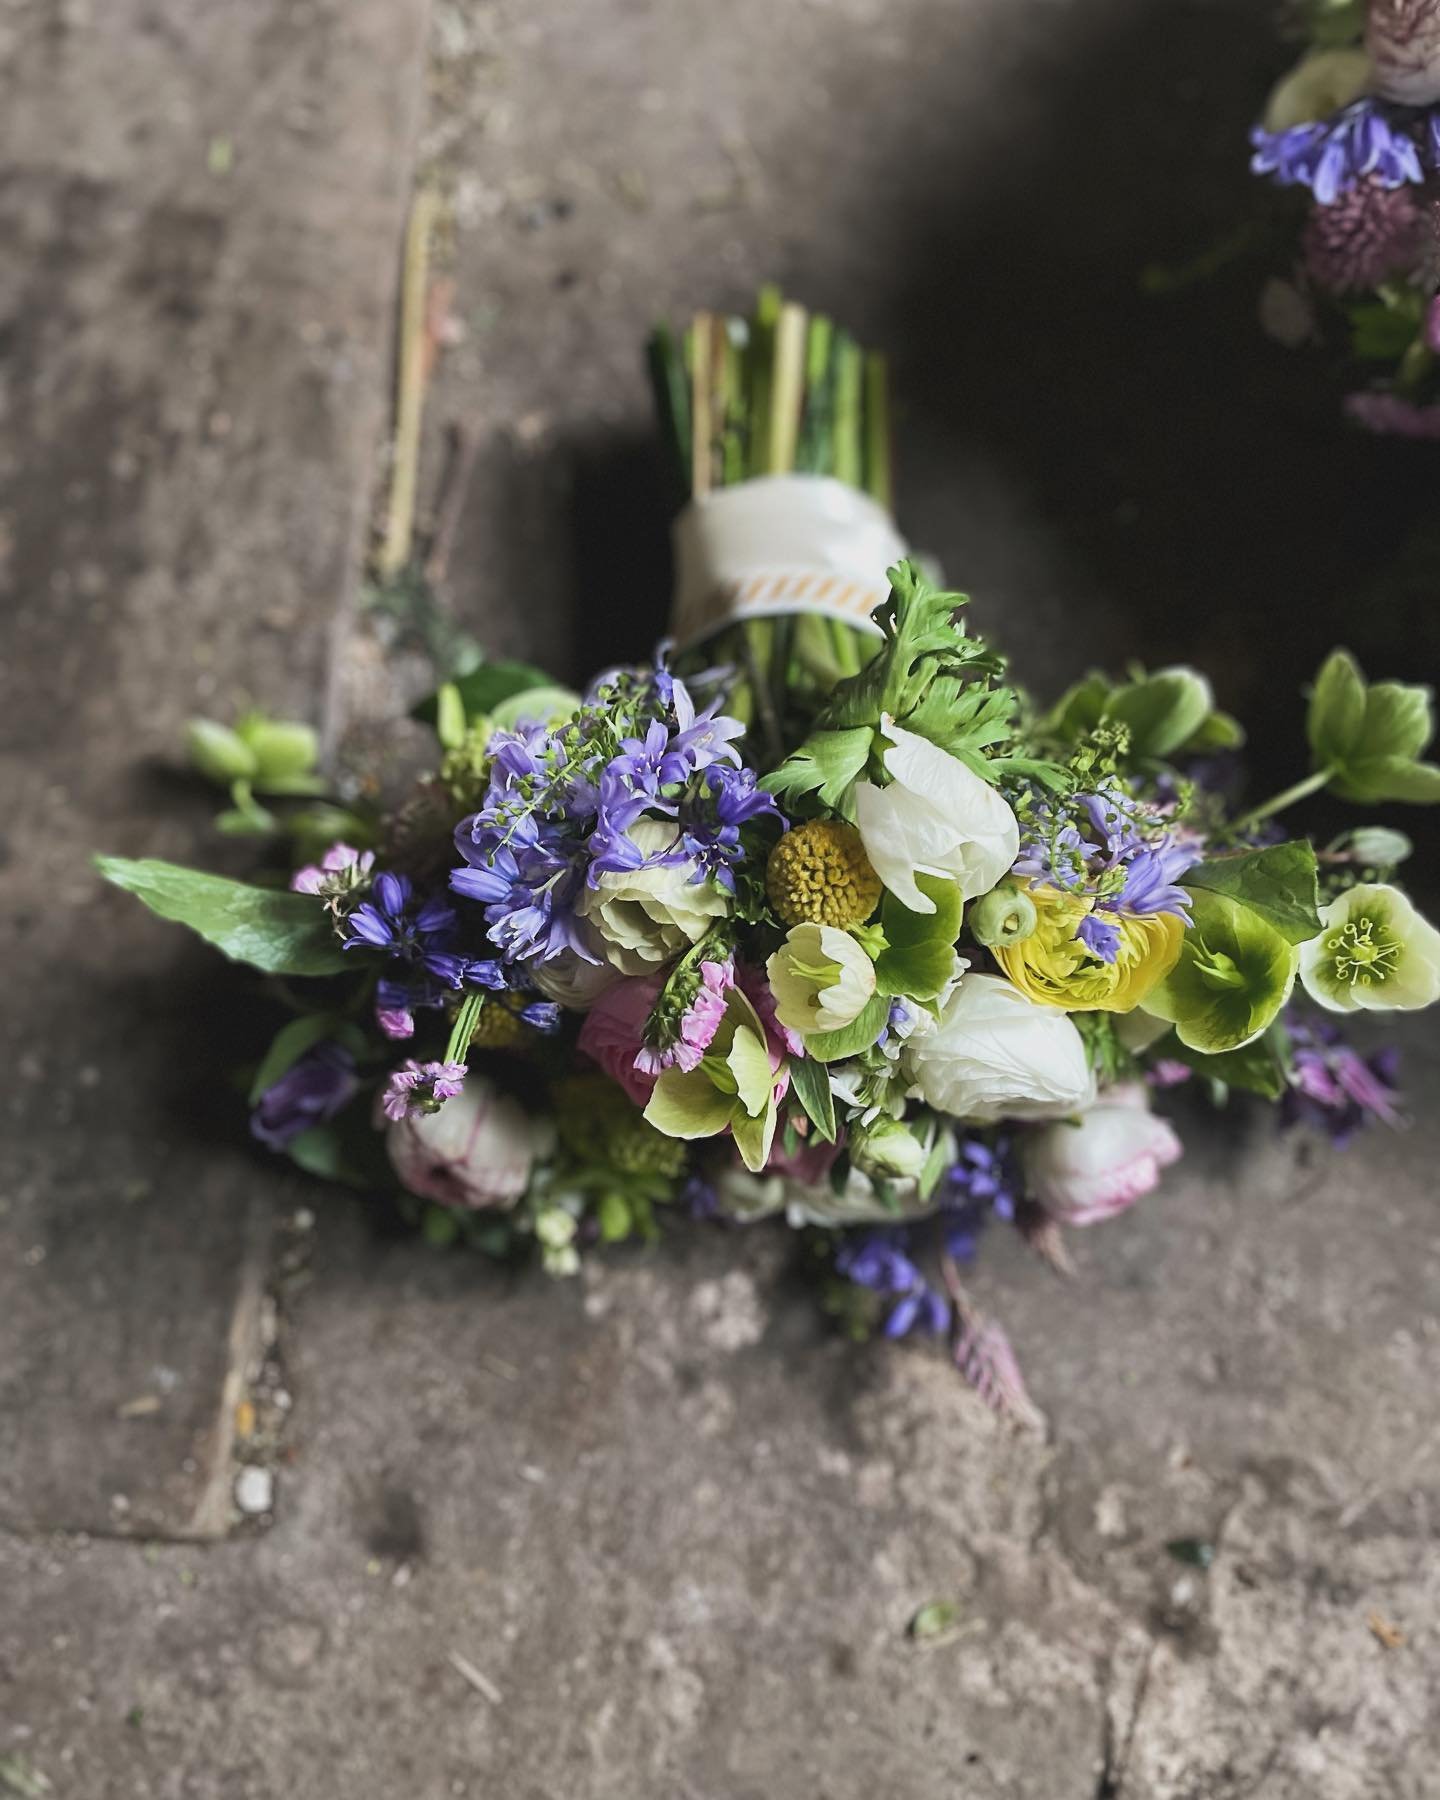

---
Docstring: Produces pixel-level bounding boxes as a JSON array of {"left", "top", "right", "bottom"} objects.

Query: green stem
[
  {"left": 1230, "top": 768, "right": 1332, "bottom": 836},
  {"left": 444, "top": 991, "right": 485, "bottom": 1066}
]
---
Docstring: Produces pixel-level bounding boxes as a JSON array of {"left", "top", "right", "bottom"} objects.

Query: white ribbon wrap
[{"left": 669, "top": 474, "right": 908, "bottom": 652}]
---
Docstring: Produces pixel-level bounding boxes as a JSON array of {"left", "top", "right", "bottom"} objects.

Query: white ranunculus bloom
[
  {"left": 904, "top": 974, "right": 1096, "bottom": 1124},
  {"left": 576, "top": 818, "right": 729, "bottom": 976},
  {"left": 1298, "top": 882, "right": 1440, "bottom": 1013},
  {"left": 386, "top": 1077, "right": 548, "bottom": 1211},
  {"left": 529, "top": 923, "right": 622, "bottom": 1010},
  {"left": 765, "top": 923, "right": 877, "bottom": 1038},
  {"left": 853, "top": 717, "right": 1020, "bottom": 913},
  {"left": 783, "top": 1165, "right": 937, "bottom": 1230},
  {"left": 1020, "top": 1085, "right": 1181, "bottom": 1226}
]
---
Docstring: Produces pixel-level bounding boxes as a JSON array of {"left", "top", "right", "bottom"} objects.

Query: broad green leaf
[
  {"left": 1040, "top": 672, "right": 1112, "bottom": 744},
  {"left": 1169, "top": 1034, "right": 1288, "bottom": 1101},
  {"left": 98, "top": 856, "right": 349, "bottom": 976},
  {"left": 805, "top": 991, "right": 890, "bottom": 1063},
  {"left": 435, "top": 682, "right": 467, "bottom": 750},
  {"left": 410, "top": 660, "right": 554, "bottom": 727},
  {"left": 1332, "top": 755, "right": 1440, "bottom": 805},
  {"left": 422, "top": 1205, "right": 460, "bottom": 1248},
  {"left": 238, "top": 716, "right": 318, "bottom": 782},
  {"left": 1358, "top": 681, "right": 1432, "bottom": 761},
  {"left": 186, "top": 719, "right": 257, "bottom": 784},
  {"left": 1307, "top": 649, "right": 1367, "bottom": 764},
  {"left": 874, "top": 875, "right": 963, "bottom": 1000},
  {"left": 787, "top": 1054, "right": 837, "bottom": 1143},
  {"left": 1176, "top": 709, "right": 1244, "bottom": 754},
  {"left": 1105, "top": 667, "right": 1213, "bottom": 760},
  {"left": 1184, "top": 841, "right": 1322, "bottom": 945},
  {"left": 490, "top": 684, "right": 580, "bottom": 731}
]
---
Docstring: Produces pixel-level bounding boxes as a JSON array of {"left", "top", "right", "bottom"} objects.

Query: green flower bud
[
  {"left": 238, "top": 715, "right": 319, "bottom": 782},
  {"left": 849, "top": 1118, "right": 926, "bottom": 1181},
  {"left": 969, "top": 882, "right": 1038, "bottom": 949},
  {"left": 186, "top": 718, "right": 258, "bottom": 785},
  {"left": 1340, "top": 826, "right": 1413, "bottom": 871}
]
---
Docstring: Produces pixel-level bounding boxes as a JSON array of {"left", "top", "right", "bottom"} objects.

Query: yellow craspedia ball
[
  {"left": 470, "top": 1002, "right": 532, "bottom": 1051},
  {"left": 993, "top": 885, "right": 1183, "bottom": 1014},
  {"left": 766, "top": 821, "right": 882, "bottom": 928}
]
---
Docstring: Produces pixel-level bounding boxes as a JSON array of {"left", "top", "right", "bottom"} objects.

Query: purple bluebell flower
[
  {"left": 1076, "top": 912, "right": 1122, "bottom": 964},
  {"left": 1251, "top": 99, "right": 1431, "bottom": 204},
  {"left": 345, "top": 873, "right": 466, "bottom": 983},
  {"left": 835, "top": 1231, "right": 950, "bottom": 1339},
  {"left": 250, "top": 1042, "right": 357, "bottom": 1150},
  {"left": 1282, "top": 1014, "right": 1403, "bottom": 1145},
  {"left": 381, "top": 1059, "right": 468, "bottom": 1123},
  {"left": 938, "top": 1135, "right": 1019, "bottom": 1261}
]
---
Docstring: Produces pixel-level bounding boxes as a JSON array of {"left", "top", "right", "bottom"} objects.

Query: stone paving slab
[{"left": 0, "top": 0, "right": 431, "bottom": 1537}]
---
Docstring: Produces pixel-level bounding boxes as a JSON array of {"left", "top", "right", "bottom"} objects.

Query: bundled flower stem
[{"left": 649, "top": 286, "right": 894, "bottom": 755}]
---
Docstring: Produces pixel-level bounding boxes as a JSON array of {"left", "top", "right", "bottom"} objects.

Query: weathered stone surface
[
  {"left": 3, "top": 0, "right": 1440, "bottom": 1794},
  {"left": 0, "top": 0, "right": 431, "bottom": 1536}
]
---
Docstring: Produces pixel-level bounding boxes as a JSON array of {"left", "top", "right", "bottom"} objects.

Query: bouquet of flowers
[
  {"left": 1250, "top": 0, "right": 1440, "bottom": 434},
  {"left": 102, "top": 287, "right": 1440, "bottom": 1410}
]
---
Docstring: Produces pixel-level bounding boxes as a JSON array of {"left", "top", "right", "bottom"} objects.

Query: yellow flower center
[
  {"left": 766, "top": 821, "right": 882, "bottom": 928},
  {"left": 1327, "top": 916, "right": 1400, "bottom": 988}
]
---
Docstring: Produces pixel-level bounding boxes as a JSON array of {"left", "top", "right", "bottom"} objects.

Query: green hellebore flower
[
  {"left": 1298, "top": 883, "right": 1440, "bottom": 1014},
  {"left": 643, "top": 985, "right": 783, "bottom": 1173},
  {"left": 1143, "top": 890, "right": 1298, "bottom": 1054}
]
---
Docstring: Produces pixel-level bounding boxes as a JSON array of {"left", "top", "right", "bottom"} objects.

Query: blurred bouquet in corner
[
  {"left": 102, "top": 285, "right": 1440, "bottom": 1420},
  {"left": 1250, "top": 0, "right": 1440, "bottom": 435}
]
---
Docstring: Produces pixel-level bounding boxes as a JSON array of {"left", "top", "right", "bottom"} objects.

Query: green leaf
[
  {"left": 1105, "top": 667, "right": 1213, "bottom": 760},
  {"left": 237, "top": 715, "right": 318, "bottom": 782},
  {"left": 422, "top": 1205, "right": 460, "bottom": 1249},
  {"left": 1333, "top": 755, "right": 1440, "bottom": 805},
  {"left": 1308, "top": 649, "right": 1367, "bottom": 765},
  {"left": 248, "top": 1013, "right": 354, "bottom": 1105},
  {"left": 435, "top": 682, "right": 467, "bottom": 750},
  {"left": 908, "top": 1600, "right": 962, "bottom": 1641},
  {"left": 490, "top": 684, "right": 580, "bottom": 731},
  {"left": 874, "top": 875, "right": 963, "bottom": 1000},
  {"left": 1169, "top": 1034, "right": 1288, "bottom": 1101},
  {"left": 1040, "top": 672, "right": 1113, "bottom": 745},
  {"left": 763, "top": 726, "right": 873, "bottom": 815},
  {"left": 284, "top": 1124, "right": 365, "bottom": 1186},
  {"left": 805, "top": 991, "right": 890, "bottom": 1063},
  {"left": 787, "top": 1054, "right": 837, "bottom": 1143},
  {"left": 186, "top": 719, "right": 257, "bottom": 784},
  {"left": 1184, "top": 841, "right": 1322, "bottom": 945},
  {"left": 97, "top": 856, "right": 349, "bottom": 976},
  {"left": 598, "top": 1192, "right": 633, "bottom": 1242},
  {"left": 1178, "top": 709, "right": 1244, "bottom": 754},
  {"left": 410, "top": 660, "right": 554, "bottom": 727}
]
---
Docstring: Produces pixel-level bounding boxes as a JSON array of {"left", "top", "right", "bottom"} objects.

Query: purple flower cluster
[
  {"left": 938, "top": 1136, "right": 1018, "bottom": 1262},
  {"left": 451, "top": 666, "right": 771, "bottom": 970},
  {"left": 251, "top": 1042, "right": 357, "bottom": 1150},
  {"left": 1282, "top": 1015, "right": 1403, "bottom": 1145},
  {"left": 381, "top": 1058, "right": 468, "bottom": 1123},
  {"left": 1013, "top": 780, "right": 1196, "bottom": 963},
  {"left": 835, "top": 1232, "right": 950, "bottom": 1339},
  {"left": 343, "top": 871, "right": 503, "bottom": 1039},
  {"left": 1251, "top": 99, "right": 1438, "bottom": 204}
]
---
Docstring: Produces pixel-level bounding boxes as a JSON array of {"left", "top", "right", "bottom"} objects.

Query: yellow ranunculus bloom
[{"left": 993, "top": 886, "right": 1183, "bottom": 1014}]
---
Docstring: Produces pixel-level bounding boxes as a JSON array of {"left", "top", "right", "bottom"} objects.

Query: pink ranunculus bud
[
  {"left": 576, "top": 976, "right": 665, "bottom": 1106},
  {"left": 1018, "top": 1085, "right": 1182, "bottom": 1227}
]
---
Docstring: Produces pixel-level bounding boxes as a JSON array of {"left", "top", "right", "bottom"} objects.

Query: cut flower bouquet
[{"left": 103, "top": 288, "right": 1440, "bottom": 1410}]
